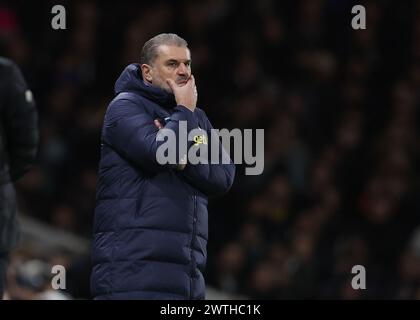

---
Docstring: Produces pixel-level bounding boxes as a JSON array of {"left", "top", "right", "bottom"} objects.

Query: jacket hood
[{"left": 114, "top": 63, "right": 177, "bottom": 109}]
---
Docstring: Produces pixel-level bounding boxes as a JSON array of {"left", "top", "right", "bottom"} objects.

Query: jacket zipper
[{"left": 190, "top": 195, "right": 197, "bottom": 299}]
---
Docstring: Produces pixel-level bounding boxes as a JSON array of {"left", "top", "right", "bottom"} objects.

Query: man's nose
[{"left": 177, "top": 63, "right": 188, "bottom": 75}]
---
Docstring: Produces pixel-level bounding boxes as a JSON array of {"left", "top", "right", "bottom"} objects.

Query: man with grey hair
[{"left": 91, "top": 33, "right": 235, "bottom": 299}]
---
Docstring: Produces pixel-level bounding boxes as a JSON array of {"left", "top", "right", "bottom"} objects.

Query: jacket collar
[{"left": 114, "top": 63, "right": 177, "bottom": 109}]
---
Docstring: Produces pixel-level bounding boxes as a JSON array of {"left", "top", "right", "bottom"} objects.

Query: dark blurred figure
[{"left": 0, "top": 57, "right": 38, "bottom": 299}]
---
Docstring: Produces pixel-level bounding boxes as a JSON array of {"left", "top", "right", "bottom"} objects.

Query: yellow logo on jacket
[{"left": 193, "top": 134, "right": 208, "bottom": 146}]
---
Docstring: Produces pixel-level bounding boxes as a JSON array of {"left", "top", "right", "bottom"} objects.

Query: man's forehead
[{"left": 157, "top": 45, "right": 191, "bottom": 61}]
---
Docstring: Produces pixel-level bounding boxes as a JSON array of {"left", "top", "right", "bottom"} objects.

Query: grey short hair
[{"left": 140, "top": 33, "right": 188, "bottom": 65}]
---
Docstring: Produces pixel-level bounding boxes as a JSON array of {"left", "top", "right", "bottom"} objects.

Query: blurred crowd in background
[{"left": 1, "top": 0, "right": 420, "bottom": 299}]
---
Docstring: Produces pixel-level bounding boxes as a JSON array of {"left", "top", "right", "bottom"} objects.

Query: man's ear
[{"left": 141, "top": 64, "right": 153, "bottom": 83}]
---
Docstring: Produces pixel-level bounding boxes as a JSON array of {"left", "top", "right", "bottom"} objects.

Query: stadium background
[{"left": 1, "top": 0, "right": 420, "bottom": 299}]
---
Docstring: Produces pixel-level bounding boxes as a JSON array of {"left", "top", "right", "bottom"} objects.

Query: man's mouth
[{"left": 176, "top": 78, "right": 188, "bottom": 85}]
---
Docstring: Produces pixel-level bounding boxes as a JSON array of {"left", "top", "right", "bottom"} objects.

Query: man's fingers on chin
[{"left": 166, "top": 79, "right": 175, "bottom": 89}]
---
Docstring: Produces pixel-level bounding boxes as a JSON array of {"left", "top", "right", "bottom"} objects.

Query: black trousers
[{"left": 0, "top": 253, "right": 8, "bottom": 299}]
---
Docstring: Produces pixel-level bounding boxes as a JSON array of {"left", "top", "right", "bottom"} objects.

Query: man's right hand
[{"left": 166, "top": 75, "right": 197, "bottom": 112}]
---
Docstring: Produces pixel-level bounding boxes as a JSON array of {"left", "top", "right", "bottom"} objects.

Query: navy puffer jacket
[{"left": 91, "top": 64, "right": 235, "bottom": 299}]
